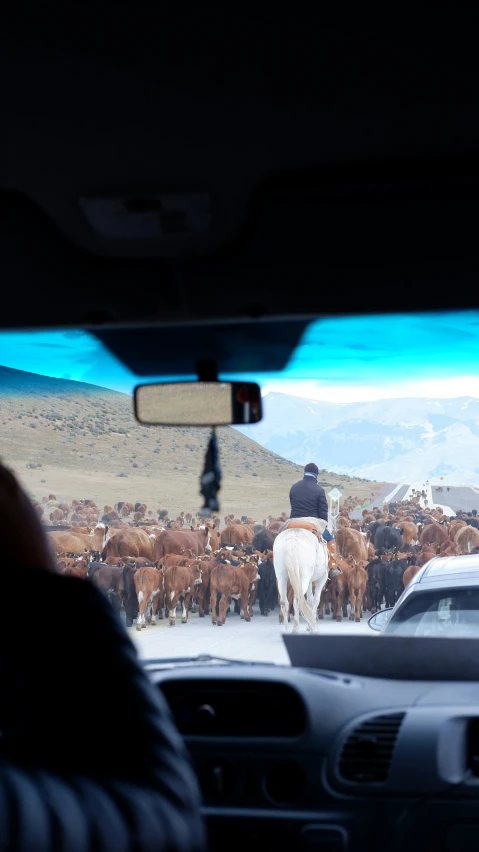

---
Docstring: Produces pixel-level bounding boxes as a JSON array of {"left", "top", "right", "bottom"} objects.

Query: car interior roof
[{"left": 0, "top": 7, "right": 478, "bottom": 338}]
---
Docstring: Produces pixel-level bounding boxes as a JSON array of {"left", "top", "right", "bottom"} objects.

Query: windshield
[
  {"left": 3, "top": 309, "right": 479, "bottom": 664},
  {"left": 386, "top": 588, "right": 479, "bottom": 637}
]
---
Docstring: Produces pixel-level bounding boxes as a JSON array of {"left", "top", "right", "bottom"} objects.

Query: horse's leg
[
  {"left": 279, "top": 583, "right": 289, "bottom": 629},
  {"left": 318, "top": 587, "right": 326, "bottom": 620},
  {"left": 292, "top": 595, "right": 300, "bottom": 634},
  {"left": 310, "top": 576, "right": 326, "bottom": 633},
  {"left": 275, "top": 563, "right": 289, "bottom": 630}
]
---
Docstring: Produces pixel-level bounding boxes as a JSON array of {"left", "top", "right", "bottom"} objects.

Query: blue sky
[{"left": 1, "top": 310, "right": 479, "bottom": 402}]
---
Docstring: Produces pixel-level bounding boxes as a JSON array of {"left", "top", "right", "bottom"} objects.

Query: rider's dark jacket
[{"left": 289, "top": 474, "right": 328, "bottom": 521}]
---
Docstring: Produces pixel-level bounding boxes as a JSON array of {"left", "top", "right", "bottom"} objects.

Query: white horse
[{"left": 273, "top": 527, "right": 329, "bottom": 633}]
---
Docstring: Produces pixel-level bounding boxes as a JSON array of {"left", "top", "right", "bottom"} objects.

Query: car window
[
  {"left": 387, "top": 589, "right": 479, "bottom": 637},
  {"left": 2, "top": 309, "right": 479, "bottom": 664}
]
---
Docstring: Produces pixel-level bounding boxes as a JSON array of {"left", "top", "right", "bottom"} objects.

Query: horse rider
[{"left": 279, "top": 462, "right": 329, "bottom": 536}]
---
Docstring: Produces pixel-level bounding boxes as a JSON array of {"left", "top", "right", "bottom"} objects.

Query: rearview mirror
[
  {"left": 367, "top": 608, "right": 394, "bottom": 632},
  {"left": 134, "top": 381, "right": 263, "bottom": 426}
]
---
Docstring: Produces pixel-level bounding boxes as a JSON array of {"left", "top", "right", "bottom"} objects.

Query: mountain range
[
  {"left": 0, "top": 366, "right": 381, "bottom": 514},
  {"left": 236, "top": 393, "right": 479, "bottom": 486}
]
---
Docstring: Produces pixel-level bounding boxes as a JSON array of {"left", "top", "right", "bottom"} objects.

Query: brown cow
[
  {"left": 206, "top": 524, "right": 220, "bottom": 551},
  {"left": 329, "top": 556, "right": 355, "bottom": 621},
  {"left": 395, "top": 521, "right": 419, "bottom": 544},
  {"left": 402, "top": 563, "right": 422, "bottom": 588},
  {"left": 163, "top": 562, "right": 203, "bottom": 626},
  {"left": 347, "top": 559, "right": 368, "bottom": 622},
  {"left": 189, "top": 555, "right": 213, "bottom": 617},
  {"left": 210, "top": 560, "right": 252, "bottom": 626},
  {"left": 153, "top": 526, "right": 212, "bottom": 561},
  {"left": 57, "top": 557, "right": 89, "bottom": 578},
  {"left": 102, "top": 528, "right": 153, "bottom": 560},
  {"left": 419, "top": 522, "right": 447, "bottom": 547},
  {"left": 455, "top": 525, "right": 479, "bottom": 554},
  {"left": 449, "top": 520, "right": 467, "bottom": 541},
  {"left": 135, "top": 566, "right": 163, "bottom": 629},
  {"left": 417, "top": 546, "right": 436, "bottom": 566},
  {"left": 335, "top": 527, "right": 368, "bottom": 561},
  {"left": 160, "top": 549, "right": 196, "bottom": 569},
  {"left": 220, "top": 523, "right": 254, "bottom": 546},
  {"left": 48, "top": 523, "right": 109, "bottom": 559},
  {"left": 318, "top": 579, "right": 333, "bottom": 619},
  {"left": 238, "top": 557, "right": 261, "bottom": 618},
  {"left": 439, "top": 541, "right": 458, "bottom": 557},
  {"left": 118, "top": 557, "right": 156, "bottom": 626}
]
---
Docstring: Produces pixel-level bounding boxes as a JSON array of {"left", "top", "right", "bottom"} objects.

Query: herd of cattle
[{"left": 36, "top": 493, "right": 479, "bottom": 630}]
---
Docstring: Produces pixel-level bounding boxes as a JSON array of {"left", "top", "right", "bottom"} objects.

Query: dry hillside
[{"left": 0, "top": 366, "right": 387, "bottom": 518}]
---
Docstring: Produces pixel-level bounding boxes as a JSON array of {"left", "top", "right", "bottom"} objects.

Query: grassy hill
[{"left": 0, "top": 366, "right": 388, "bottom": 518}]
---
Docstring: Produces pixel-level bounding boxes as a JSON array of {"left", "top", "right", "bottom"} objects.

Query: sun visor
[{"left": 93, "top": 320, "right": 309, "bottom": 376}]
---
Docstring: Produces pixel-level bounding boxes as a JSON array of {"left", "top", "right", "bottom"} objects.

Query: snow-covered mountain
[{"left": 235, "top": 393, "right": 479, "bottom": 486}]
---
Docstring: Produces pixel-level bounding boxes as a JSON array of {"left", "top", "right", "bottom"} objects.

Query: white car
[{"left": 368, "top": 554, "right": 479, "bottom": 637}]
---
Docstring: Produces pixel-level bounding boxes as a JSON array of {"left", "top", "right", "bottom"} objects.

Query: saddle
[{"left": 286, "top": 521, "right": 320, "bottom": 537}]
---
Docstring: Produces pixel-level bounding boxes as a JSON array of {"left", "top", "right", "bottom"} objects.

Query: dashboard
[{"left": 148, "top": 663, "right": 479, "bottom": 852}]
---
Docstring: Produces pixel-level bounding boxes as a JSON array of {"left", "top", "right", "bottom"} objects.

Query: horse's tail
[{"left": 283, "top": 534, "right": 317, "bottom": 631}]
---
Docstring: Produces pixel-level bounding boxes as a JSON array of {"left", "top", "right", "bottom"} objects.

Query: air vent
[{"left": 338, "top": 712, "right": 405, "bottom": 784}]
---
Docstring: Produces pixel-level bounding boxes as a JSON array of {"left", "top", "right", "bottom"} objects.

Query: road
[
  {"left": 352, "top": 481, "right": 479, "bottom": 517},
  {"left": 126, "top": 604, "right": 371, "bottom": 665}
]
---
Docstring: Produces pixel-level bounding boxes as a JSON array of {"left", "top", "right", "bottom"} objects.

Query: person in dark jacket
[
  {"left": 0, "top": 462, "right": 206, "bottom": 851},
  {"left": 290, "top": 463, "right": 328, "bottom": 521},
  {"left": 277, "top": 462, "right": 329, "bottom": 536}
]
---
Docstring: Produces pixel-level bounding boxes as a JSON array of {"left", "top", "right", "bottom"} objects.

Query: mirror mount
[{"left": 196, "top": 360, "right": 218, "bottom": 382}]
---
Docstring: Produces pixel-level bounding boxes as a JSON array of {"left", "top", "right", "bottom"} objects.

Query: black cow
[
  {"left": 252, "top": 528, "right": 275, "bottom": 553},
  {"left": 88, "top": 562, "right": 124, "bottom": 616},
  {"left": 367, "top": 558, "right": 386, "bottom": 613},
  {"left": 122, "top": 562, "right": 140, "bottom": 626},
  {"left": 375, "top": 525, "right": 403, "bottom": 554},
  {"left": 257, "top": 557, "right": 277, "bottom": 616},
  {"left": 367, "top": 521, "right": 383, "bottom": 543},
  {"left": 384, "top": 556, "right": 415, "bottom": 607}
]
